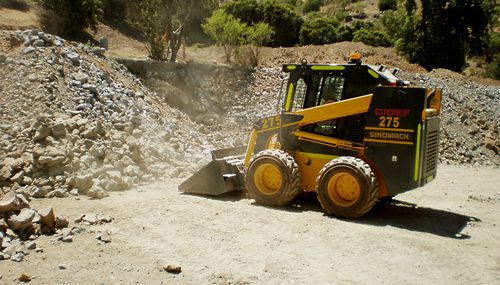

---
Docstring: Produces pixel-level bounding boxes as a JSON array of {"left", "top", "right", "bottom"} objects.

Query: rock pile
[
  {"left": 0, "top": 192, "right": 68, "bottom": 262},
  {"left": 0, "top": 29, "right": 219, "bottom": 200},
  {"left": 401, "top": 71, "right": 499, "bottom": 166}
]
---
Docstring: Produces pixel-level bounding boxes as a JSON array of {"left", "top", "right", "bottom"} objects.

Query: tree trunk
[{"left": 169, "top": 26, "right": 183, "bottom": 63}]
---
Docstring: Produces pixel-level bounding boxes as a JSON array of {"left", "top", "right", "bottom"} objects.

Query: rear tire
[
  {"left": 245, "top": 149, "right": 301, "bottom": 206},
  {"left": 316, "top": 157, "right": 378, "bottom": 218}
]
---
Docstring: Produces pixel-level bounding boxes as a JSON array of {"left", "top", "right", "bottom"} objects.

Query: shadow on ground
[
  {"left": 288, "top": 196, "right": 480, "bottom": 239},
  {"left": 356, "top": 199, "right": 480, "bottom": 239},
  {"left": 0, "top": 0, "right": 30, "bottom": 11},
  {"left": 101, "top": 19, "right": 145, "bottom": 42},
  {"left": 188, "top": 191, "right": 480, "bottom": 239}
]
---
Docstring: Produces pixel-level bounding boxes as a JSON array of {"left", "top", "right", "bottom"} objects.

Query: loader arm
[
  {"left": 293, "top": 93, "right": 372, "bottom": 128},
  {"left": 244, "top": 94, "right": 373, "bottom": 166}
]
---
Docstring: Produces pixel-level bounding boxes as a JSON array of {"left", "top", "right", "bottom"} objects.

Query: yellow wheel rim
[
  {"left": 326, "top": 172, "right": 360, "bottom": 207},
  {"left": 253, "top": 163, "right": 282, "bottom": 195}
]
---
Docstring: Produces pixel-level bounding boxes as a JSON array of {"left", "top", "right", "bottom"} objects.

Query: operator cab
[{"left": 281, "top": 53, "right": 404, "bottom": 144}]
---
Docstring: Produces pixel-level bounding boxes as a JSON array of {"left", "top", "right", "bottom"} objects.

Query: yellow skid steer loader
[{"left": 179, "top": 54, "right": 442, "bottom": 218}]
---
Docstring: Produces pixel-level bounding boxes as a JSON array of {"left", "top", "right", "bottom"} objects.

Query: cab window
[{"left": 291, "top": 72, "right": 345, "bottom": 111}]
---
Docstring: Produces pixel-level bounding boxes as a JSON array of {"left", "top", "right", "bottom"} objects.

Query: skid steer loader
[{"left": 179, "top": 54, "right": 442, "bottom": 218}]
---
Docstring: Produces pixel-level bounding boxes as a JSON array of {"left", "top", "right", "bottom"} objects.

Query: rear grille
[
  {"left": 424, "top": 130, "right": 439, "bottom": 177},
  {"left": 423, "top": 117, "right": 440, "bottom": 178}
]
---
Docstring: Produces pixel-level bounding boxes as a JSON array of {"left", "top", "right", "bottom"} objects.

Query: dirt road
[{"left": 1, "top": 165, "right": 499, "bottom": 284}]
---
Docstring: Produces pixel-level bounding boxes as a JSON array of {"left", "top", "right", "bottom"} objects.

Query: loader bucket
[{"left": 178, "top": 146, "right": 247, "bottom": 196}]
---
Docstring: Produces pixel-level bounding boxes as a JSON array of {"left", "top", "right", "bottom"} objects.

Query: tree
[
  {"left": 378, "top": 0, "right": 397, "bottom": 11},
  {"left": 203, "top": 9, "right": 274, "bottom": 64},
  {"left": 398, "top": 0, "right": 495, "bottom": 71},
  {"left": 202, "top": 9, "right": 247, "bottom": 63},
  {"left": 299, "top": 18, "right": 338, "bottom": 45},
  {"left": 246, "top": 22, "right": 275, "bottom": 63},
  {"left": 223, "top": 0, "right": 303, "bottom": 47},
  {"left": 485, "top": 32, "right": 500, "bottom": 79},
  {"left": 302, "top": 0, "right": 323, "bottom": 13},
  {"left": 137, "top": 0, "right": 217, "bottom": 62},
  {"left": 337, "top": 20, "right": 374, "bottom": 42},
  {"left": 137, "top": 0, "right": 171, "bottom": 61},
  {"left": 38, "top": 0, "right": 103, "bottom": 39},
  {"left": 352, "top": 28, "right": 392, "bottom": 47}
]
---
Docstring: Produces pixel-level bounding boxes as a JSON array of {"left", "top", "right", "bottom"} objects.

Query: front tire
[
  {"left": 316, "top": 157, "right": 378, "bottom": 218},
  {"left": 245, "top": 149, "right": 301, "bottom": 206}
]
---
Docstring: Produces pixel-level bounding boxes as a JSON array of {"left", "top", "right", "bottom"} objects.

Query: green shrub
[
  {"left": 203, "top": 9, "right": 274, "bottom": 64},
  {"left": 336, "top": 20, "right": 374, "bottom": 42},
  {"left": 379, "top": 0, "right": 398, "bottom": 11},
  {"left": 37, "top": 0, "right": 103, "bottom": 39},
  {"left": 299, "top": 17, "right": 338, "bottom": 45},
  {"left": 484, "top": 59, "right": 500, "bottom": 80},
  {"left": 352, "top": 28, "right": 392, "bottom": 47},
  {"left": 302, "top": 0, "right": 323, "bottom": 13},
  {"left": 203, "top": 9, "right": 247, "bottom": 62},
  {"left": 223, "top": 0, "right": 303, "bottom": 47},
  {"left": 380, "top": 8, "right": 406, "bottom": 43},
  {"left": 485, "top": 32, "right": 500, "bottom": 79}
]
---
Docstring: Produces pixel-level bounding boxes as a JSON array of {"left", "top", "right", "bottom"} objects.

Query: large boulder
[
  {"left": 0, "top": 192, "right": 29, "bottom": 213},
  {"left": 37, "top": 207, "right": 55, "bottom": 229},
  {"left": 74, "top": 174, "right": 93, "bottom": 194},
  {"left": 7, "top": 208, "right": 36, "bottom": 231}
]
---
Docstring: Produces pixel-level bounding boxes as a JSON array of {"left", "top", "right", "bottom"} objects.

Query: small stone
[
  {"left": 10, "top": 170, "right": 24, "bottom": 183},
  {"left": 97, "top": 232, "right": 111, "bottom": 243},
  {"left": 33, "top": 39, "right": 44, "bottom": 47},
  {"left": 31, "top": 186, "right": 51, "bottom": 198},
  {"left": 92, "top": 47, "right": 106, "bottom": 55},
  {"left": 18, "top": 273, "right": 31, "bottom": 282},
  {"left": 33, "top": 124, "right": 50, "bottom": 141},
  {"left": 61, "top": 235, "right": 73, "bottom": 242},
  {"left": 22, "top": 47, "right": 35, "bottom": 54},
  {"left": 130, "top": 116, "right": 142, "bottom": 125},
  {"left": 87, "top": 187, "right": 109, "bottom": 199},
  {"left": 25, "top": 241, "right": 36, "bottom": 250},
  {"left": 0, "top": 219, "right": 7, "bottom": 231},
  {"left": 81, "top": 213, "right": 98, "bottom": 225},
  {"left": 11, "top": 252, "right": 24, "bottom": 262},
  {"left": 55, "top": 216, "right": 69, "bottom": 229},
  {"left": 51, "top": 122, "right": 66, "bottom": 138},
  {"left": 67, "top": 52, "right": 80, "bottom": 64},
  {"left": 163, "top": 264, "right": 182, "bottom": 274},
  {"left": 83, "top": 83, "right": 97, "bottom": 94},
  {"left": 73, "top": 72, "right": 89, "bottom": 84},
  {"left": 50, "top": 188, "right": 69, "bottom": 198},
  {"left": 97, "top": 214, "right": 113, "bottom": 223}
]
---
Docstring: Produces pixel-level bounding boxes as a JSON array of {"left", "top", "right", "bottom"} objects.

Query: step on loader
[{"left": 179, "top": 54, "right": 442, "bottom": 218}]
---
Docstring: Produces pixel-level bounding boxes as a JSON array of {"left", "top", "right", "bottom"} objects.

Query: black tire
[
  {"left": 245, "top": 149, "right": 301, "bottom": 206},
  {"left": 316, "top": 157, "right": 378, "bottom": 218}
]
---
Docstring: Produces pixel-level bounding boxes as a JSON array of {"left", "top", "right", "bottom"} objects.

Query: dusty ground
[{"left": 0, "top": 165, "right": 498, "bottom": 284}]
